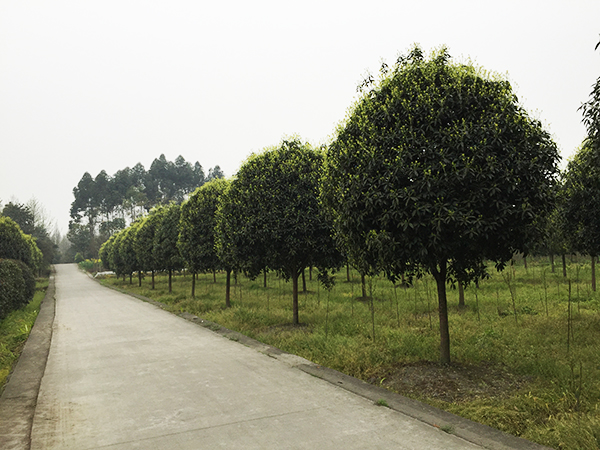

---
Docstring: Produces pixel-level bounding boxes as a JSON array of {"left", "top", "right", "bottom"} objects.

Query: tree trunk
[
  {"left": 361, "top": 273, "right": 367, "bottom": 298},
  {"left": 213, "top": 270, "right": 216, "bottom": 283},
  {"left": 309, "top": 266, "right": 312, "bottom": 281},
  {"left": 292, "top": 271, "right": 300, "bottom": 325},
  {"left": 191, "top": 272, "right": 196, "bottom": 298},
  {"left": 168, "top": 269, "right": 172, "bottom": 293},
  {"left": 347, "top": 263, "right": 350, "bottom": 282},
  {"left": 263, "top": 269, "right": 267, "bottom": 288},
  {"left": 129, "top": 273, "right": 133, "bottom": 284},
  {"left": 593, "top": 255, "right": 597, "bottom": 292},
  {"left": 458, "top": 282, "right": 465, "bottom": 308},
  {"left": 550, "top": 253, "right": 555, "bottom": 273},
  {"left": 138, "top": 271, "right": 142, "bottom": 287},
  {"left": 432, "top": 261, "right": 451, "bottom": 365},
  {"left": 225, "top": 269, "right": 231, "bottom": 308},
  {"left": 523, "top": 256, "right": 528, "bottom": 270},
  {"left": 151, "top": 270, "right": 155, "bottom": 289},
  {"left": 562, "top": 254, "right": 567, "bottom": 278},
  {"left": 302, "top": 269, "right": 307, "bottom": 293}
]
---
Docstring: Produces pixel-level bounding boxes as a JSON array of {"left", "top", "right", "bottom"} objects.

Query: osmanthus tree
[
  {"left": 216, "top": 139, "right": 342, "bottom": 324},
  {"left": 563, "top": 44, "right": 600, "bottom": 290},
  {"left": 109, "top": 230, "right": 127, "bottom": 280},
  {"left": 321, "top": 46, "right": 560, "bottom": 364},
  {"left": 214, "top": 184, "right": 239, "bottom": 308},
  {"left": 153, "top": 203, "right": 183, "bottom": 293},
  {"left": 99, "top": 233, "right": 116, "bottom": 272},
  {"left": 134, "top": 209, "right": 161, "bottom": 289},
  {"left": 562, "top": 144, "right": 600, "bottom": 290},
  {"left": 118, "top": 221, "right": 142, "bottom": 285},
  {"left": 178, "top": 178, "right": 229, "bottom": 298}
]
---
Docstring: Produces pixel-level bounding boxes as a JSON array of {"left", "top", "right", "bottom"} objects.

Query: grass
[
  {"left": 103, "top": 257, "right": 600, "bottom": 449},
  {"left": 0, "top": 278, "right": 48, "bottom": 391}
]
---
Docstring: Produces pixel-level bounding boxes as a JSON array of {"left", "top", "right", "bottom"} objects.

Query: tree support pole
[{"left": 432, "top": 261, "right": 450, "bottom": 365}]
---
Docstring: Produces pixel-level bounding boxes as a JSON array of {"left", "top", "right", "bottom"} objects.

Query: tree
[
  {"left": 214, "top": 184, "right": 238, "bottom": 308},
  {"left": 134, "top": 210, "right": 161, "bottom": 289},
  {"left": 153, "top": 204, "right": 183, "bottom": 293},
  {"left": 1, "top": 201, "right": 54, "bottom": 275},
  {"left": 0, "top": 217, "right": 42, "bottom": 271},
  {"left": 206, "top": 165, "right": 225, "bottom": 182},
  {"left": 562, "top": 143, "right": 600, "bottom": 289},
  {"left": 118, "top": 222, "right": 142, "bottom": 285},
  {"left": 1, "top": 202, "right": 34, "bottom": 234},
  {"left": 219, "top": 139, "right": 342, "bottom": 324},
  {"left": 564, "top": 42, "right": 600, "bottom": 289},
  {"left": 99, "top": 233, "right": 116, "bottom": 272},
  {"left": 178, "top": 179, "right": 229, "bottom": 297},
  {"left": 322, "top": 46, "right": 559, "bottom": 364}
]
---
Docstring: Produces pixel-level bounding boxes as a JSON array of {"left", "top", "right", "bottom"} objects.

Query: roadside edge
[{"left": 0, "top": 271, "right": 56, "bottom": 450}]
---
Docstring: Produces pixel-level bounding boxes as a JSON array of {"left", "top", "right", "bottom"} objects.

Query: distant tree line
[{"left": 68, "top": 154, "right": 224, "bottom": 260}]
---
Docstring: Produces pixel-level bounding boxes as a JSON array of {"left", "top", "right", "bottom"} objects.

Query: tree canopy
[
  {"left": 0, "top": 216, "right": 42, "bottom": 272},
  {"left": 322, "top": 47, "right": 560, "bottom": 363},
  {"left": 178, "top": 178, "right": 229, "bottom": 297},
  {"left": 153, "top": 204, "right": 183, "bottom": 292},
  {"left": 218, "top": 139, "right": 342, "bottom": 324}
]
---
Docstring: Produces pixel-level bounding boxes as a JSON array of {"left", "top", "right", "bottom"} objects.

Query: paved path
[{"left": 4, "top": 264, "right": 550, "bottom": 449}]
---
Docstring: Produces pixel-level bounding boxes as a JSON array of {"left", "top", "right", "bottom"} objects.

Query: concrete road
[{"left": 22, "top": 265, "right": 545, "bottom": 449}]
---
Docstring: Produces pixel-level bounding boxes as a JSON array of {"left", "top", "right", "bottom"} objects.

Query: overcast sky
[{"left": 1, "top": 0, "right": 599, "bottom": 235}]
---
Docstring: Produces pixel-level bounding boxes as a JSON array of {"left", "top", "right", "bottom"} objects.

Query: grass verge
[
  {"left": 0, "top": 278, "right": 48, "bottom": 391},
  {"left": 103, "top": 258, "right": 600, "bottom": 449}
]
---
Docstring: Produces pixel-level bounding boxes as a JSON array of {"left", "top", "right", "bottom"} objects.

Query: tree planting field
[{"left": 102, "top": 256, "right": 600, "bottom": 449}]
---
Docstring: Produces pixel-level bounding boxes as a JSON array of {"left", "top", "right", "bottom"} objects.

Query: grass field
[
  {"left": 102, "top": 256, "right": 600, "bottom": 449},
  {"left": 0, "top": 278, "right": 48, "bottom": 391}
]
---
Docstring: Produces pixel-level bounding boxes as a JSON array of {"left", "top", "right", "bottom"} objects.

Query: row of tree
[
  {"left": 68, "top": 154, "right": 224, "bottom": 260},
  {"left": 97, "top": 45, "right": 600, "bottom": 364},
  {"left": 100, "top": 140, "right": 342, "bottom": 322}
]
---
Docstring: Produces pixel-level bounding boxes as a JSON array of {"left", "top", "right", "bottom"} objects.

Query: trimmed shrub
[{"left": 0, "top": 258, "right": 36, "bottom": 320}]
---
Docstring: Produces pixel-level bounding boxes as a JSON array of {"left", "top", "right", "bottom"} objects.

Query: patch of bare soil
[{"left": 369, "top": 361, "right": 532, "bottom": 403}]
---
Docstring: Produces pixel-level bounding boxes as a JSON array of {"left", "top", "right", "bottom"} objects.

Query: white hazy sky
[{"left": 1, "top": 0, "right": 599, "bottom": 235}]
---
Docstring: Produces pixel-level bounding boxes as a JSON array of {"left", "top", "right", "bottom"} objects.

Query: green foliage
[
  {"left": 98, "top": 235, "right": 116, "bottom": 271},
  {"left": 563, "top": 143, "right": 600, "bottom": 256},
  {"left": 1, "top": 200, "right": 57, "bottom": 273},
  {"left": 0, "top": 278, "right": 47, "bottom": 389},
  {"left": 178, "top": 179, "right": 229, "bottom": 275},
  {"left": 153, "top": 204, "right": 183, "bottom": 270},
  {"left": 118, "top": 221, "right": 141, "bottom": 279},
  {"left": 69, "top": 155, "right": 217, "bottom": 260},
  {"left": 134, "top": 210, "right": 161, "bottom": 274},
  {"left": 0, "top": 217, "right": 42, "bottom": 271},
  {"left": 580, "top": 50, "right": 600, "bottom": 156},
  {"left": 216, "top": 138, "right": 342, "bottom": 323},
  {"left": 322, "top": 46, "right": 559, "bottom": 362},
  {"left": 1, "top": 202, "right": 34, "bottom": 235},
  {"left": 110, "top": 231, "right": 127, "bottom": 277},
  {"left": 67, "top": 221, "right": 95, "bottom": 261},
  {"left": 78, "top": 258, "right": 100, "bottom": 273},
  {"left": 0, "top": 259, "right": 35, "bottom": 320}
]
